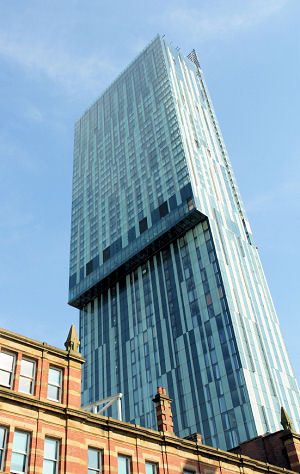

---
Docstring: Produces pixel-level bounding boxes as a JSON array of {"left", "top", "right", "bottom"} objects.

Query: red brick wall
[
  {"left": 1, "top": 329, "right": 297, "bottom": 474},
  {"left": 231, "top": 431, "right": 290, "bottom": 469}
]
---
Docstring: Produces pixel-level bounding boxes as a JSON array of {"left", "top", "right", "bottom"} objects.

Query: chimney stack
[{"left": 153, "top": 387, "right": 174, "bottom": 433}]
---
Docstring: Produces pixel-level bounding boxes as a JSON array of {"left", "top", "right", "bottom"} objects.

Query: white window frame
[
  {"left": 0, "top": 426, "right": 7, "bottom": 471},
  {"left": 19, "top": 358, "right": 36, "bottom": 395},
  {"left": 118, "top": 454, "right": 131, "bottom": 474},
  {"left": 145, "top": 461, "right": 157, "bottom": 474},
  {"left": 47, "top": 367, "right": 62, "bottom": 402},
  {"left": 43, "top": 437, "right": 59, "bottom": 474},
  {"left": 88, "top": 447, "right": 102, "bottom": 473},
  {"left": 10, "top": 430, "right": 30, "bottom": 474},
  {"left": 0, "top": 350, "right": 16, "bottom": 388}
]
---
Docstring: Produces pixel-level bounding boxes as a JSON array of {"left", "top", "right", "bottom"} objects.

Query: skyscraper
[{"left": 68, "top": 35, "right": 299, "bottom": 450}]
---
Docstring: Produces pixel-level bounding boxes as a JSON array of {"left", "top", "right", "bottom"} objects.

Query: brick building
[
  {"left": 0, "top": 326, "right": 299, "bottom": 473},
  {"left": 230, "top": 409, "right": 300, "bottom": 473}
]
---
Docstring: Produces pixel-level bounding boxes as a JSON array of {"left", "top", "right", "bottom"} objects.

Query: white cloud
[
  {"left": 166, "top": 0, "right": 288, "bottom": 40},
  {"left": 0, "top": 31, "right": 118, "bottom": 95}
]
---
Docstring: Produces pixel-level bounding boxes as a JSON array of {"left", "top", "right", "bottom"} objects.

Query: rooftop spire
[
  {"left": 187, "top": 49, "right": 201, "bottom": 70},
  {"left": 64, "top": 324, "right": 80, "bottom": 354}
]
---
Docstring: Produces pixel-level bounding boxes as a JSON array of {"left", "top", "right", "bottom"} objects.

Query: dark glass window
[
  {"left": 103, "top": 247, "right": 110, "bottom": 262},
  {"left": 169, "top": 194, "right": 177, "bottom": 210},
  {"left": 69, "top": 273, "right": 77, "bottom": 288},
  {"left": 180, "top": 182, "right": 192, "bottom": 201},
  {"left": 139, "top": 217, "right": 148, "bottom": 234},
  {"left": 111, "top": 237, "right": 122, "bottom": 256},
  {"left": 86, "top": 259, "right": 93, "bottom": 276},
  {"left": 151, "top": 208, "right": 160, "bottom": 224},
  {"left": 159, "top": 201, "right": 168, "bottom": 218},
  {"left": 128, "top": 227, "right": 136, "bottom": 242}
]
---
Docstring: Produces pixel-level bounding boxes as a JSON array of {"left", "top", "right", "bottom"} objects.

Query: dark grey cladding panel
[{"left": 68, "top": 205, "right": 206, "bottom": 309}]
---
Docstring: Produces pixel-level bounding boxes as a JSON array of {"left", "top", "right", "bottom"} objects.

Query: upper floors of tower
[{"left": 69, "top": 35, "right": 252, "bottom": 307}]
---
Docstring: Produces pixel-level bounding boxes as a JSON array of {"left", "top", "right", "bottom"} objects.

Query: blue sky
[{"left": 0, "top": 0, "right": 299, "bottom": 382}]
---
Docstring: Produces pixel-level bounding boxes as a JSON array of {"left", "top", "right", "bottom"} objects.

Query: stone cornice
[
  {"left": 0, "top": 388, "right": 293, "bottom": 473},
  {"left": 0, "top": 327, "right": 84, "bottom": 363}
]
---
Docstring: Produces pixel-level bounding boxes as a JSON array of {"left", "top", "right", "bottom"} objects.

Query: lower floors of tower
[{"left": 79, "top": 220, "right": 300, "bottom": 450}]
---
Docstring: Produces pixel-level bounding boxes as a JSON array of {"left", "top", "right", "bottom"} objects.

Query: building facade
[
  {"left": 68, "top": 35, "right": 300, "bottom": 450},
  {"left": 0, "top": 326, "right": 299, "bottom": 474}
]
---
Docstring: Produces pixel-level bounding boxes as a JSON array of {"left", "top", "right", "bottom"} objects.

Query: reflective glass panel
[
  {"left": 146, "top": 462, "right": 157, "bottom": 474},
  {"left": 48, "top": 368, "right": 61, "bottom": 386},
  {"left": 0, "top": 352, "right": 14, "bottom": 387},
  {"left": 0, "top": 426, "right": 6, "bottom": 470},
  {"left": 47, "top": 385, "right": 59, "bottom": 401},
  {"left": 12, "top": 431, "right": 28, "bottom": 452},
  {"left": 43, "top": 459, "right": 56, "bottom": 474},
  {"left": 43, "top": 438, "right": 58, "bottom": 474},
  {"left": 11, "top": 452, "right": 26, "bottom": 472},
  {"left": 88, "top": 448, "right": 99, "bottom": 468},
  {"left": 0, "top": 427, "right": 5, "bottom": 447},
  {"left": 0, "top": 371, "right": 10, "bottom": 386},
  {"left": 44, "top": 439, "right": 57, "bottom": 460},
  {"left": 0, "top": 352, "right": 14, "bottom": 371},
  {"left": 19, "top": 377, "right": 32, "bottom": 394},
  {"left": 118, "top": 455, "right": 129, "bottom": 473},
  {"left": 20, "top": 359, "right": 34, "bottom": 378}
]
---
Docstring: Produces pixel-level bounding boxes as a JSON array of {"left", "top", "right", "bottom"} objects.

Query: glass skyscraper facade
[{"left": 68, "top": 35, "right": 300, "bottom": 450}]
